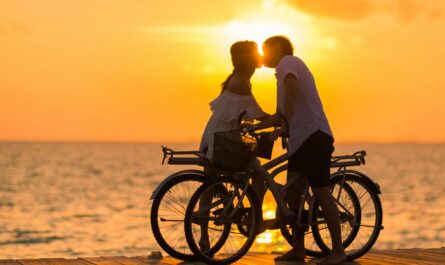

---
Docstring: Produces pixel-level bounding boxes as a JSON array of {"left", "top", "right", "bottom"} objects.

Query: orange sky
[{"left": 1, "top": 0, "right": 444, "bottom": 143}]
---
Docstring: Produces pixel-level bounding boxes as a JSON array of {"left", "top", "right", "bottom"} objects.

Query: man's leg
[
  {"left": 312, "top": 186, "right": 346, "bottom": 265},
  {"left": 275, "top": 171, "right": 307, "bottom": 261}
]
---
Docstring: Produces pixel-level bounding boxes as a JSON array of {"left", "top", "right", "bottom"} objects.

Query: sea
[{"left": 0, "top": 142, "right": 444, "bottom": 258}]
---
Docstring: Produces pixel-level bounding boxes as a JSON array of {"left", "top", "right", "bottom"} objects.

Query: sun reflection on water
[{"left": 252, "top": 197, "right": 291, "bottom": 252}]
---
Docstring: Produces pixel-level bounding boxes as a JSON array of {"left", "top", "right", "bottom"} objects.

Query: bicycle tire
[
  {"left": 150, "top": 173, "right": 205, "bottom": 261},
  {"left": 280, "top": 177, "right": 361, "bottom": 257},
  {"left": 184, "top": 176, "right": 262, "bottom": 265},
  {"left": 312, "top": 174, "right": 383, "bottom": 261}
]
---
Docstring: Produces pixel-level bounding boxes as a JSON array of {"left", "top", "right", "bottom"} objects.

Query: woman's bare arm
[{"left": 255, "top": 113, "right": 271, "bottom": 122}]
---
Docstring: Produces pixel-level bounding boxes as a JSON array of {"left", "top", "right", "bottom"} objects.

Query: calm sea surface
[{"left": 0, "top": 142, "right": 444, "bottom": 258}]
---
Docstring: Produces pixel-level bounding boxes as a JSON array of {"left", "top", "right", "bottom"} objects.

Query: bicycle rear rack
[
  {"left": 161, "top": 146, "right": 210, "bottom": 167},
  {"left": 331, "top": 150, "right": 366, "bottom": 168}
]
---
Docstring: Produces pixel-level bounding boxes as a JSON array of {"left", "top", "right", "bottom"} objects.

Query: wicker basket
[{"left": 212, "top": 131, "right": 257, "bottom": 171}]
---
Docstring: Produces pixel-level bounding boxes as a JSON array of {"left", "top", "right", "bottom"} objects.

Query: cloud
[{"left": 285, "top": 0, "right": 443, "bottom": 21}]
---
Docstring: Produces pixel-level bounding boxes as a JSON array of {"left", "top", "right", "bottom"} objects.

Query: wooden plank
[
  {"left": 17, "top": 259, "right": 68, "bottom": 265},
  {"left": 91, "top": 257, "right": 147, "bottom": 265},
  {"left": 62, "top": 261, "right": 92, "bottom": 265},
  {"left": 79, "top": 257, "right": 127, "bottom": 265},
  {"left": 360, "top": 256, "right": 413, "bottom": 265},
  {"left": 360, "top": 253, "right": 441, "bottom": 265},
  {"left": 396, "top": 248, "right": 445, "bottom": 258},
  {"left": 6, "top": 248, "right": 445, "bottom": 265},
  {"left": 17, "top": 259, "right": 93, "bottom": 265},
  {"left": 132, "top": 256, "right": 180, "bottom": 265},
  {"left": 369, "top": 249, "right": 445, "bottom": 264},
  {"left": 0, "top": 260, "right": 22, "bottom": 265},
  {"left": 239, "top": 253, "right": 277, "bottom": 264},
  {"left": 371, "top": 251, "right": 445, "bottom": 263}
]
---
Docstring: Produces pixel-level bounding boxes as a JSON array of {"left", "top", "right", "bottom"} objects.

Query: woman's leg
[
  {"left": 251, "top": 173, "right": 276, "bottom": 234},
  {"left": 250, "top": 175, "right": 265, "bottom": 206},
  {"left": 250, "top": 159, "right": 294, "bottom": 217},
  {"left": 198, "top": 167, "right": 214, "bottom": 251}
]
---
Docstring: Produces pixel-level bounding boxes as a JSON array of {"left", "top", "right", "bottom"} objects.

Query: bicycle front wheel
[
  {"left": 184, "top": 176, "right": 261, "bottom": 265},
  {"left": 279, "top": 206, "right": 325, "bottom": 257}
]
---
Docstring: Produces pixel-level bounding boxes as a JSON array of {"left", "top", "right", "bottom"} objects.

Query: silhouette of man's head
[{"left": 262, "top": 36, "right": 293, "bottom": 68}]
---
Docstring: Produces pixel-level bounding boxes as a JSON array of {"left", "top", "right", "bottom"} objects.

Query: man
[{"left": 248, "top": 36, "right": 346, "bottom": 265}]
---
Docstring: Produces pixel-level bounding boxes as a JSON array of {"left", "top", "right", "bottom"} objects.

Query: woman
[
  {"left": 198, "top": 41, "right": 266, "bottom": 251},
  {"left": 199, "top": 41, "right": 266, "bottom": 159}
]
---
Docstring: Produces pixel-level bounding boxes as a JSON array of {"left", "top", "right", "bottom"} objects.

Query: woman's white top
[
  {"left": 276, "top": 55, "right": 333, "bottom": 156},
  {"left": 199, "top": 90, "right": 265, "bottom": 161}
]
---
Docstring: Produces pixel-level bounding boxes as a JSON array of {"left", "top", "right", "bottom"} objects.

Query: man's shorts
[{"left": 287, "top": 129, "right": 335, "bottom": 188}]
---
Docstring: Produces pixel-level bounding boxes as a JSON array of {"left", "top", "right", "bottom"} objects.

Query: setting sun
[{"left": 223, "top": 20, "right": 293, "bottom": 53}]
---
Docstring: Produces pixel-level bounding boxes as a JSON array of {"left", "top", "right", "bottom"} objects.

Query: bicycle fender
[
  {"left": 330, "top": 169, "right": 381, "bottom": 195},
  {"left": 149, "top": 169, "right": 206, "bottom": 200}
]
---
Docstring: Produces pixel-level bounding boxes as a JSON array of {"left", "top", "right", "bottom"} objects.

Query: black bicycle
[{"left": 180, "top": 129, "right": 383, "bottom": 264}]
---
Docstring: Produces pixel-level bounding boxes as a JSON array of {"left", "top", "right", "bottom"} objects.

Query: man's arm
[{"left": 281, "top": 73, "right": 297, "bottom": 125}]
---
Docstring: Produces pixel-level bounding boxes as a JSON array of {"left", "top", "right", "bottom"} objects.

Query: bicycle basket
[{"left": 212, "top": 131, "right": 257, "bottom": 171}]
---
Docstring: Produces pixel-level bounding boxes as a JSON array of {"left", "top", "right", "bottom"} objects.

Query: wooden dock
[{"left": 2, "top": 248, "right": 444, "bottom": 265}]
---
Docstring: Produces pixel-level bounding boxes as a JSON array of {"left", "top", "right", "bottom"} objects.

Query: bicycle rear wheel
[
  {"left": 184, "top": 176, "right": 261, "bottom": 265},
  {"left": 150, "top": 173, "right": 205, "bottom": 261},
  {"left": 280, "top": 178, "right": 361, "bottom": 257},
  {"left": 312, "top": 174, "right": 383, "bottom": 261}
]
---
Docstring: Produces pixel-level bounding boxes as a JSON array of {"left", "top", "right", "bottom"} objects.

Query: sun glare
[{"left": 223, "top": 19, "right": 293, "bottom": 54}]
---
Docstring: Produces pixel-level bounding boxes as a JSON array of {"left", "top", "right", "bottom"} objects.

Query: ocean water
[{"left": 0, "top": 142, "right": 444, "bottom": 258}]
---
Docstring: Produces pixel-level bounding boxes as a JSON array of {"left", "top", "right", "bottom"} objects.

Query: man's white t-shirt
[{"left": 275, "top": 55, "right": 334, "bottom": 155}]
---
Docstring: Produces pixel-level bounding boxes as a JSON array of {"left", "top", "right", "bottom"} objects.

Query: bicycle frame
[
  {"left": 252, "top": 151, "right": 367, "bottom": 227},
  {"left": 161, "top": 145, "right": 370, "bottom": 227}
]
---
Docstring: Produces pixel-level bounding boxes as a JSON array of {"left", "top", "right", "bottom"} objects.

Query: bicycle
[
  {"left": 150, "top": 147, "right": 246, "bottom": 261},
  {"left": 182, "top": 129, "right": 383, "bottom": 265}
]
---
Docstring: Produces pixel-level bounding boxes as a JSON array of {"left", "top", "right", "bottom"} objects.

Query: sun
[{"left": 223, "top": 19, "right": 293, "bottom": 54}]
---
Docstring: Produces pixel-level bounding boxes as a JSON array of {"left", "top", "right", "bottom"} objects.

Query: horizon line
[{"left": 1, "top": 139, "right": 445, "bottom": 145}]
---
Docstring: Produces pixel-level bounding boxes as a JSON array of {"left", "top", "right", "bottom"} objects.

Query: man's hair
[{"left": 263, "top": 35, "right": 293, "bottom": 56}]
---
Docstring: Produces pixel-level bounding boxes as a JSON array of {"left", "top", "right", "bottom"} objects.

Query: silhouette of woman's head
[
  {"left": 221, "top": 41, "right": 261, "bottom": 93},
  {"left": 230, "top": 41, "right": 261, "bottom": 72}
]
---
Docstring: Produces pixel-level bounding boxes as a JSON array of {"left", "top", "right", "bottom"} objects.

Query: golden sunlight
[{"left": 223, "top": 19, "right": 293, "bottom": 54}]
